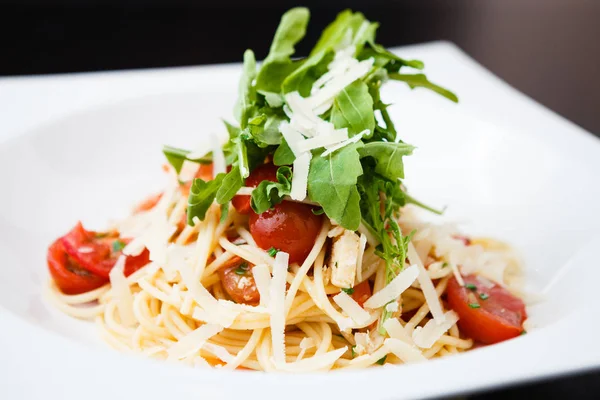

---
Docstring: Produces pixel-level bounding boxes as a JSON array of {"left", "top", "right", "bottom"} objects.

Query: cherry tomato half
[
  {"left": 59, "top": 222, "right": 150, "bottom": 279},
  {"left": 249, "top": 201, "right": 322, "bottom": 264},
  {"left": 218, "top": 256, "right": 260, "bottom": 305},
  {"left": 232, "top": 163, "right": 279, "bottom": 214},
  {"left": 351, "top": 280, "right": 372, "bottom": 308},
  {"left": 47, "top": 239, "right": 108, "bottom": 295},
  {"left": 447, "top": 275, "right": 527, "bottom": 344}
]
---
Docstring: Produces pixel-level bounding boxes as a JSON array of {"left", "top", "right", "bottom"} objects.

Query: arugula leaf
[
  {"left": 308, "top": 143, "right": 364, "bottom": 230},
  {"left": 258, "top": 90, "right": 285, "bottom": 108},
  {"left": 358, "top": 142, "right": 415, "bottom": 181},
  {"left": 310, "top": 10, "right": 365, "bottom": 56},
  {"left": 273, "top": 138, "right": 296, "bottom": 165},
  {"left": 255, "top": 7, "right": 310, "bottom": 93},
  {"left": 250, "top": 166, "right": 293, "bottom": 213},
  {"left": 330, "top": 80, "right": 375, "bottom": 137},
  {"left": 360, "top": 42, "right": 424, "bottom": 72},
  {"left": 389, "top": 73, "right": 459, "bottom": 103},
  {"left": 248, "top": 108, "right": 286, "bottom": 147},
  {"left": 215, "top": 166, "right": 244, "bottom": 204},
  {"left": 187, "top": 174, "right": 226, "bottom": 225},
  {"left": 234, "top": 49, "right": 257, "bottom": 129},
  {"left": 282, "top": 50, "right": 333, "bottom": 96},
  {"left": 162, "top": 145, "right": 208, "bottom": 173}
]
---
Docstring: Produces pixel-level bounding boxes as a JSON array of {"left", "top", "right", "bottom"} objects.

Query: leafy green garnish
[
  {"left": 330, "top": 80, "right": 375, "bottom": 137},
  {"left": 250, "top": 166, "right": 293, "bottom": 213},
  {"left": 341, "top": 287, "right": 355, "bottom": 295},
  {"left": 465, "top": 283, "right": 477, "bottom": 291},
  {"left": 389, "top": 73, "right": 458, "bottom": 103},
  {"left": 376, "top": 355, "right": 387, "bottom": 365},
  {"left": 308, "top": 143, "right": 364, "bottom": 230},
  {"left": 112, "top": 239, "right": 126, "bottom": 253},
  {"left": 234, "top": 262, "right": 250, "bottom": 275},
  {"left": 187, "top": 174, "right": 226, "bottom": 225},
  {"left": 468, "top": 303, "right": 481, "bottom": 309},
  {"left": 479, "top": 292, "right": 490, "bottom": 300},
  {"left": 267, "top": 247, "right": 279, "bottom": 257}
]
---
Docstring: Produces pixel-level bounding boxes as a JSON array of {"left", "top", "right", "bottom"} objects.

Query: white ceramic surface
[{"left": 0, "top": 42, "right": 599, "bottom": 400}]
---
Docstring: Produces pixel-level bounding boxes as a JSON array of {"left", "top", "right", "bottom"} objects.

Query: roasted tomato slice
[
  {"left": 219, "top": 256, "right": 260, "bottom": 305},
  {"left": 447, "top": 275, "right": 527, "bottom": 344}
]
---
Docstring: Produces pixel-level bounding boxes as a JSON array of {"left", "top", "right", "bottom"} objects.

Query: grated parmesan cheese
[
  {"left": 364, "top": 264, "right": 419, "bottom": 309},
  {"left": 412, "top": 311, "right": 459, "bottom": 349},
  {"left": 108, "top": 256, "right": 136, "bottom": 327},
  {"left": 407, "top": 243, "right": 446, "bottom": 324},
  {"left": 269, "top": 251, "right": 289, "bottom": 367},
  {"left": 290, "top": 152, "right": 311, "bottom": 200},
  {"left": 384, "top": 338, "right": 426, "bottom": 363},
  {"left": 332, "top": 291, "right": 371, "bottom": 326},
  {"left": 251, "top": 264, "right": 272, "bottom": 307},
  {"left": 166, "top": 323, "right": 223, "bottom": 360}
]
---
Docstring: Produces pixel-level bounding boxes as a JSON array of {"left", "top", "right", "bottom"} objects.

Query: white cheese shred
[
  {"left": 290, "top": 152, "right": 312, "bottom": 201},
  {"left": 252, "top": 264, "right": 272, "bottom": 307},
  {"left": 166, "top": 323, "right": 223, "bottom": 360},
  {"left": 384, "top": 338, "right": 426, "bottom": 363},
  {"left": 270, "top": 251, "right": 289, "bottom": 367},
  {"left": 364, "top": 264, "right": 419, "bottom": 309},
  {"left": 355, "top": 233, "right": 368, "bottom": 283},
  {"left": 332, "top": 291, "right": 371, "bottom": 326},
  {"left": 412, "top": 311, "right": 459, "bottom": 349},
  {"left": 108, "top": 256, "right": 136, "bottom": 327},
  {"left": 407, "top": 243, "right": 446, "bottom": 324}
]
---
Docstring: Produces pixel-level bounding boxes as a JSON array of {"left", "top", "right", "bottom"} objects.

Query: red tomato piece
[
  {"left": 447, "top": 275, "right": 527, "bottom": 344},
  {"left": 47, "top": 239, "right": 108, "bottom": 295},
  {"left": 196, "top": 163, "right": 214, "bottom": 181},
  {"left": 59, "top": 222, "right": 150, "bottom": 279},
  {"left": 249, "top": 201, "right": 322, "bottom": 264},
  {"left": 232, "top": 163, "right": 279, "bottom": 214},
  {"left": 134, "top": 192, "right": 163, "bottom": 213},
  {"left": 351, "top": 280, "right": 372, "bottom": 308},
  {"left": 218, "top": 256, "right": 260, "bottom": 305}
]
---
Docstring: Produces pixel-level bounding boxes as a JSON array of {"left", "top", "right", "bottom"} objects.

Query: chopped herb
[
  {"left": 376, "top": 355, "right": 387, "bottom": 365},
  {"left": 521, "top": 330, "right": 527, "bottom": 335},
  {"left": 234, "top": 262, "right": 250, "bottom": 275},
  {"left": 341, "top": 287, "right": 355, "bottom": 295},
  {"left": 95, "top": 232, "right": 109, "bottom": 239},
  {"left": 479, "top": 292, "right": 489, "bottom": 300},
  {"left": 468, "top": 303, "right": 480, "bottom": 309},
  {"left": 112, "top": 240, "right": 126, "bottom": 253},
  {"left": 442, "top": 262, "right": 448, "bottom": 268},
  {"left": 311, "top": 208, "right": 325, "bottom": 215},
  {"left": 267, "top": 247, "right": 278, "bottom": 257},
  {"left": 465, "top": 283, "right": 477, "bottom": 291},
  {"left": 351, "top": 346, "right": 356, "bottom": 359}
]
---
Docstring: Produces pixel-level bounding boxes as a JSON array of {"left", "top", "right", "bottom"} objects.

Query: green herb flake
[
  {"left": 234, "top": 262, "right": 250, "bottom": 275},
  {"left": 465, "top": 283, "right": 477, "bottom": 291},
  {"left": 468, "top": 303, "right": 481, "bottom": 309},
  {"left": 479, "top": 292, "right": 490, "bottom": 300},
  {"left": 376, "top": 355, "right": 387, "bottom": 365},
  {"left": 341, "top": 287, "right": 355, "bottom": 295},
  {"left": 267, "top": 247, "right": 279, "bottom": 257},
  {"left": 351, "top": 346, "right": 357, "bottom": 359},
  {"left": 442, "top": 262, "right": 448, "bottom": 268},
  {"left": 521, "top": 330, "right": 527, "bottom": 336},
  {"left": 112, "top": 240, "right": 126, "bottom": 253}
]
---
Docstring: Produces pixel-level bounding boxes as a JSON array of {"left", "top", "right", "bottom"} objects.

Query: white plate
[{"left": 0, "top": 41, "right": 599, "bottom": 399}]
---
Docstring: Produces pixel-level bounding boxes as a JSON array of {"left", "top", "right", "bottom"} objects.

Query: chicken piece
[{"left": 329, "top": 229, "right": 361, "bottom": 289}]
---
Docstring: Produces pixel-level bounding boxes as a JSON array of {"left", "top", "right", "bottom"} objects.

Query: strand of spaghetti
[
  {"left": 219, "top": 237, "right": 275, "bottom": 267},
  {"left": 103, "top": 300, "right": 136, "bottom": 337},
  {"left": 132, "top": 290, "right": 172, "bottom": 337},
  {"left": 284, "top": 220, "right": 330, "bottom": 316},
  {"left": 203, "top": 251, "right": 235, "bottom": 277},
  {"left": 45, "top": 283, "right": 105, "bottom": 319},
  {"left": 96, "top": 315, "right": 132, "bottom": 352},
  {"left": 192, "top": 206, "right": 218, "bottom": 281},
  {"left": 256, "top": 332, "right": 276, "bottom": 372},
  {"left": 167, "top": 196, "right": 187, "bottom": 226},
  {"left": 407, "top": 242, "right": 445, "bottom": 323},
  {"left": 50, "top": 282, "right": 110, "bottom": 305},
  {"left": 437, "top": 335, "right": 473, "bottom": 349},
  {"left": 342, "top": 345, "right": 389, "bottom": 369},
  {"left": 404, "top": 277, "right": 450, "bottom": 333},
  {"left": 223, "top": 329, "right": 264, "bottom": 370},
  {"left": 236, "top": 226, "right": 257, "bottom": 247},
  {"left": 296, "top": 322, "right": 323, "bottom": 354},
  {"left": 315, "top": 322, "right": 333, "bottom": 355}
]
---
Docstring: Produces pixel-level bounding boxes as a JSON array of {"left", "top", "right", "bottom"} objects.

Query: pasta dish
[{"left": 45, "top": 8, "right": 528, "bottom": 372}]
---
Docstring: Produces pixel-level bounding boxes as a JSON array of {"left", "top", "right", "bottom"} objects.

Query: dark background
[{"left": 1, "top": 0, "right": 599, "bottom": 397}]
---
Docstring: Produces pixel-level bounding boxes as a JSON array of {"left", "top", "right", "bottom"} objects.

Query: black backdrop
[{"left": 1, "top": 0, "right": 600, "bottom": 398}]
